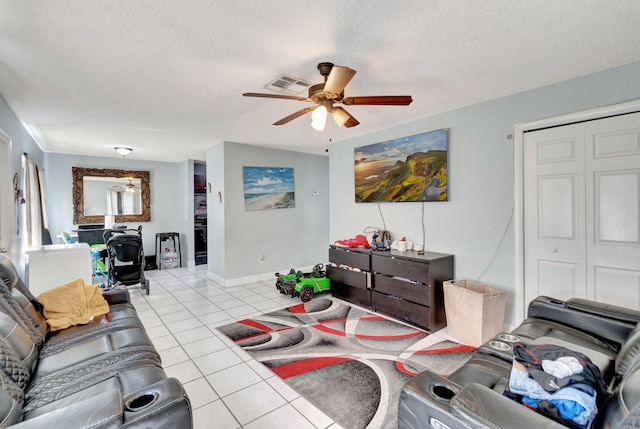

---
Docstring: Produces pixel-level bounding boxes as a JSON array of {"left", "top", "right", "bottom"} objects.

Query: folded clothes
[
  {"left": 542, "top": 356, "right": 583, "bottom": 379},
  {"left": 513, "top": 342, "right": 607, "bottom": 395},
  {"left": 509, "top": 358, "right": 597, "bottom": 427}
]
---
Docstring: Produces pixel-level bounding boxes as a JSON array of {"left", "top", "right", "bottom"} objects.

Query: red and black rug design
[{"left": 216, "top": 298, "right": 474, "bottom": 429}]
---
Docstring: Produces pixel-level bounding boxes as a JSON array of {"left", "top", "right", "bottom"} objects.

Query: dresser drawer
[
  {"left": 329, "top": 247, "right": 370, "bottom": 271},
  {"left": 372, "top": 292, "right": 431, "bottom": 330},
  {"left": 371, "top": 254, "right": 430, "bottom": 284},
  {"left": 373, "top": 274, "right": 431, "bottom": 306},
  {"left": 327, "top": 265, "right": 368, "bottom": 290},
  {"left": 331, "top": 282, "right": 371, "bottom": 309}
]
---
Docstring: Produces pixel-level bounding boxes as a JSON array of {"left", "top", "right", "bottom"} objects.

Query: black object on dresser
[{"left": 327, "top": 245, "right": 454, "bottom": 332}]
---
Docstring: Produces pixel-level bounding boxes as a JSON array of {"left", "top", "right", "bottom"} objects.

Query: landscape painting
[
  {"left": 355, "top": 128, "right": 449, "bottom": 203},
  {"left": 243, "top": 166, "right": 295, "bottom": 211}
]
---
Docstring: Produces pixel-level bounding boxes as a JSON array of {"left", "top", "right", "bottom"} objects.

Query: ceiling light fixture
[
  {"left": 311, "top": 105, "right": 328, "bottom": 131},
  {"left": 125, "top": 178, "right": 136, "bottom": 193},
  {"left": 114, "top": 146, "right": 132, "bottom": 157},
  {"left": 331, "top": 107, "right": 350, "bottom": 127}
]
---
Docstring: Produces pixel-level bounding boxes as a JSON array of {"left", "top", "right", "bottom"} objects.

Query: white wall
[
  {"left": 329, "top": 60, "right": 640, "bottom": 326},
  {"left": 178, "top": 159, "right": 195, "bottom": 266},
  {"left": 0, "top": 95, "right": 44, "bottom": 268},
  {"left": 206, "top": 143, "right": 225, "bottom": 278},
  {"left": 44, "top": 153, "right": 183, "bottom": 259},
  {"left": 207, "top": 142, "right": 329, "bottom": 286}
]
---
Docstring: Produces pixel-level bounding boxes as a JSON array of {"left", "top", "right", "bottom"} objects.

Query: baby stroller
[{"left": 103, "top": 226, "right": 150, "bottom": 295}]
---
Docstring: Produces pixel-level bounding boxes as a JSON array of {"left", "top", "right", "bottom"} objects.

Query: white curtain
[
  {"left": 22, "top": 155, "right": 49, "bottom": 249},
  {"left": 107, "top": 189, "right": 118, "bottom": 214}
]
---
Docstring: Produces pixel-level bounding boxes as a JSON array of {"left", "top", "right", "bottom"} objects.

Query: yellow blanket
[{"left": 38, "top": 278, "right": 110, "bottom": 331}]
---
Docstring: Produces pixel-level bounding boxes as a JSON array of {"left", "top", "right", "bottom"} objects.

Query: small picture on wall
[
  {"left": 243, "top": 166, "right": 295, "bottom": 211},
  {"left": 355, "top": 128, "right": 449, "bottom": 203}
]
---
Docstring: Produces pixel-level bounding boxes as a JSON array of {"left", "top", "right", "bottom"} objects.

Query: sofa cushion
[
  {"left": 9, "top": 292, "right": 46, "bottom": 341},
  {"left": 34, "top": 329, "right": 158, "bottom": 379},
  {"left": 0, "top": 313, "right": 38, "bottom": 375},
  {"left": 0, "top": 345, "right": 30, "bottom": 403},
  {"left": 447, "top": 353, "right": 512, "bottom": 393},
  {"left": 0, "top": 288, "right": 44, "bottom": 350},
  {"left": 24, "top": 349, "right": 161, "bottom": 413},
  {"left": 0, "top": 388, "right": 22, "bottom": 427}
]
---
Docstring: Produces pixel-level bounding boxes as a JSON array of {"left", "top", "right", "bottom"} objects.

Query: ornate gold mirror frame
[{"left": 72, "top": 167, "right": 151, "bottom": 224}]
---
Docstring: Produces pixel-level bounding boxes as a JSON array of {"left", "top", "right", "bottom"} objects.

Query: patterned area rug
[{"left": 216, "top": 298, "right": 475, "bottom": 429}]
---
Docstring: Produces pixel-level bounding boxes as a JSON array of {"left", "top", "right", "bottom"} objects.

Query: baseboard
[{"left": 207, "top": 265, "right": 316, "bottom": 288}]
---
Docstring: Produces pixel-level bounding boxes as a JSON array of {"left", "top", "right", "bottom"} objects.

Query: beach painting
[
  {"left": 243, "top": 166, "right": 295, "bottom": 211},
  {"left": 355, "top": 128, "right": 449, "bottom": 203}
]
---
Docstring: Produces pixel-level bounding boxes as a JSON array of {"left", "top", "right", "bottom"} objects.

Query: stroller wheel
[{"left": 145, "top": 278, "right": 150, "bottom": 295}]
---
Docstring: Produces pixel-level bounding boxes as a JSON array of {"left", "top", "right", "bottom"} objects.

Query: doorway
[
  {"left": 194, "top": 162, "right": 207, "bottom": 265},
  {"left": 0, "top": 129, "right": 11, "bottom": 258}
]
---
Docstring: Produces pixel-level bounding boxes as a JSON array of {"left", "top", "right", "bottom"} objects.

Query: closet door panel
[
  {"left": 594, "top": 266, "right": 640, "bottom": 309},
  {"left": 524, "top": 124, "right": 587, "bottom": 305},
  {"left": 586, "top": 113, "right": 640, "bottom": 307}
]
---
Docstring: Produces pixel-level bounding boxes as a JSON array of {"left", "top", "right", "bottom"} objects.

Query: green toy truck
[{"left": 275, "top": 263, "right": 330, "bottom": 302}]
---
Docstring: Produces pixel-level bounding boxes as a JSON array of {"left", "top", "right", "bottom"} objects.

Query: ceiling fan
[
  {"left": 243, "top": 62, "right": 413, "bottom": 130},
  {"left": 125, "top": 178, "right": 136, "bottom": 193},
  {"left": 110, "top": 178, "right": 136, "bottom": 193}
]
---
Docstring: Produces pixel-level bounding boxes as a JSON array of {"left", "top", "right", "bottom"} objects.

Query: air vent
[{"left": 264, "top": 74, "right": 312, "bottom": 95}]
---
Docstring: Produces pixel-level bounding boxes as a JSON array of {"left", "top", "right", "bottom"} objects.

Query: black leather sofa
[
  {"left": 0, "top": 254, "right": 192, "bottom": 428},
  {"left": 398, "top": 296, "right": 640, "bottom": 429}
]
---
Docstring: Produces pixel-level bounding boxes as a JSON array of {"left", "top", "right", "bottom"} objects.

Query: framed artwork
[
  {"left": 354, "top": 128, "right": 449, "bottom": 202},
  {"left": 243, "top": 166, "right": 295, "bottom": 211}
]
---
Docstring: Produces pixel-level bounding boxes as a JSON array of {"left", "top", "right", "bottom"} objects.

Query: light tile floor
[{"left": 127, "top": 265, "right": 457, "bottom": 429}]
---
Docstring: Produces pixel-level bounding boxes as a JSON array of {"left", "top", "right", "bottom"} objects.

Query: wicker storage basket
[{"left": 443, "top": 279, "right": 507, "bottom": 347}]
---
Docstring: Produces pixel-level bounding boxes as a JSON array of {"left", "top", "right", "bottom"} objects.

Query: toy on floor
[{"left": 275, "top": 263, "right": 330, "bottom": 302}]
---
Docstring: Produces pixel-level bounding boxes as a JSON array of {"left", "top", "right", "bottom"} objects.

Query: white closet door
[
  {"left": 585, "top": 112, "right": 640, "bottom": 308},
  {"left": 524, "top": 112, "right": 640, "bottom": 310},
  {"left": 524, "top": 123, "right": 587, "bottom": 305}
]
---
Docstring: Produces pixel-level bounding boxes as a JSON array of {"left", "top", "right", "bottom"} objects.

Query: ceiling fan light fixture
[
  {"left": 114, "top": 146, "right": 132, "bottom": 157},
  {"left": 331, "top": 107, "right": 350, "bottom": 127},
  {"left": 125, "top": 178, "right": 136, "bottom": 193},
  {"left": 311, "top": 105, "right": 328, "bottom": 131}
]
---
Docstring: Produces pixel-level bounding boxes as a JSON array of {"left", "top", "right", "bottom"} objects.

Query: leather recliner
[
  {"left": 398, "top": 296, "right": 640, "bottom": 429},
  {"left": 0, "top": 254, "right": 193, "bottom": 428}
]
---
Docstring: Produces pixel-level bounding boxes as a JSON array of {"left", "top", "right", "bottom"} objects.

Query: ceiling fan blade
[
  {"left": 243, "top": 92, "right": 309, "bottom": 101},
  {"left": 273, "top": 106, "right": 316, "bottom": 126},
  {"left": 341, "top": 95, "right": 413, "bottom": 106},
  {"left": 324, "top": 66, "right": 356, "bottom": 96},
  {"left": 331, "top": 107, "right": 360, "bottom": 128}
]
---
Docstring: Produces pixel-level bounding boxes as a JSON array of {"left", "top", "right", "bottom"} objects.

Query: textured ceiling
[{"left": 1, "top": 0, "right": 639, "bottom": 162}]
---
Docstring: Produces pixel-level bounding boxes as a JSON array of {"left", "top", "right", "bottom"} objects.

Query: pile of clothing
[
  {"left": 334, "top": 234, "right": 370, "bottom": 248},
  {"left": 504, "top": 343, "right": 607, "bottom": 428}
]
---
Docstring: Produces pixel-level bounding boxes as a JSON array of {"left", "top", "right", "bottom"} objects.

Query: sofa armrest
[
  {"left": 450, "top": 383, "right": 566, "bottom": 429},
  {"left": 10, "top": 379, "right": 191, "bottom": 429},
  {"left": 102, "top": 289, "right": 131, "bottom": 305},
  {"left": 10, "top": 389, "right": 123, "bottom": 428},
  {"left": 526, "top": 296, "right": 638, "bottom": 345},
  {"left": 399, "top": 370, "right": 467, "bottom": 429},
  {"left": 121, "top": 378, "right": 192, "bottom": 428}
]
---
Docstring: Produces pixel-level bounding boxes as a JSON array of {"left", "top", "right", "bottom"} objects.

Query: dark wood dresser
[{"left": 327, "top": 245, "right": 454, "bottom": 332}]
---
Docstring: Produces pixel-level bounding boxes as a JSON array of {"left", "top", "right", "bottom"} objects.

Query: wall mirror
[{"left": 72, "top": 167, "right": 151, "bottom": 224}]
